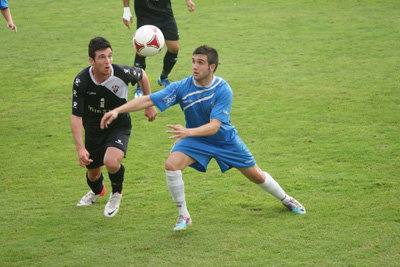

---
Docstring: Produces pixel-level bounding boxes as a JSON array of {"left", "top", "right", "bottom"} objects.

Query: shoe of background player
[
  {"left": 104, "top": 191, "right": 123, "bottom": 217},
  {"left": 76, "top": 185, "right": 106, "bottom": 206},
  {"left": 282, "top": 196, "right": 306, "bottom": 214},
  {"left": 134, "top": 87, "right": 143, "bottom": 98},
  {"left": 173, "top": 215, "right": 192, "bottom": 231},
  {"left": 157, "top": 77, "right": 170, "bottom": 88}
]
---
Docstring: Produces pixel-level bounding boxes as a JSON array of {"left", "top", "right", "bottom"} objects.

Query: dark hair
[
  {"left": 88, "top": 37, "right": 112, "bottom": 59},
  {"left": 193, "top": 45, "right": 219, "bottom": 72}
]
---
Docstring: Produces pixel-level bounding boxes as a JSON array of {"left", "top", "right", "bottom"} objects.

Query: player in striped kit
[{"left": 71, "top": 37, "right": 157, "bottom": 217}]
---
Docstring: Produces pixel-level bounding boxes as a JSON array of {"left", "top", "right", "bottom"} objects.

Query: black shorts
[
  {"left": 85, "top": 126, "right": 131, "bottom": 169},
  {"left": 137, "top": 18, "right": 179, "bottom": 41}
]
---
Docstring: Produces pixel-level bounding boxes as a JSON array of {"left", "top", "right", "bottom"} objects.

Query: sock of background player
[
  {"left": 134, "top": 54, "right": 146, "bottom": 70},
  {"left": 86, "top": 173, "right": 104, "bottom": 195},
  {"left": 109, "top": 164, "right": 125, "bottom": 193},
  {"left": 257, "top": 171, "right": 287, "bottom": 201},
  {"left": 165, "top": 170, "right": 190, "bottom": 218},
  {"left": 160, "top": 51, "right": 178, "bottom": 79}
]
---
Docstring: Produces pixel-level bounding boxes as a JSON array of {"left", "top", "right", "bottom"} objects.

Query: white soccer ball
[{"left": 133, "top": 25, "right": 165, "bottom": 57}]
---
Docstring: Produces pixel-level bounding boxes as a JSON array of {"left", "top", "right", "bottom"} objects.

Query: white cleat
[
  {"left": 104, "top": 191, "right": 123, "bottom": 217},
  {"left": 77, "top": 186, "right": 105, "bottom": 206},
  {"left": 173, "top": 215, "right": 192, "bottom": 231},
  {"left": 282, "top": 195, "right": 306, "bottom": 214}
]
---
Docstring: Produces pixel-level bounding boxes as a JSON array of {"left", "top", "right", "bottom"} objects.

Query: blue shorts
[{"left": 171, "top": 135, "right": 256, "bottom": 173}]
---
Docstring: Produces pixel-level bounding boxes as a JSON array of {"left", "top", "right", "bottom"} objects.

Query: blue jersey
[
  {"left": 150, "top": 76, "right": 238, "bottom": 144},
  {"left": 0, "top": 0, "right": 9, "bottom": 9}
]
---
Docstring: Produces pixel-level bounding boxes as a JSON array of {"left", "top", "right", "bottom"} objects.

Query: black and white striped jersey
[{"left": 72, "top": 64, "right": 142, "bottom": 129}]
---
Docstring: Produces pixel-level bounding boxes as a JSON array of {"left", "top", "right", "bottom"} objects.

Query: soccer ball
[{"left": 132, "top": 25, "right": 165, "bottom": 57}]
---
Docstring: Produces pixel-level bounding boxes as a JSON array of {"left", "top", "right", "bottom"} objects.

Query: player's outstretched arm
[{"left": 100, "top": 95, "right": 155, "bottom": 129}]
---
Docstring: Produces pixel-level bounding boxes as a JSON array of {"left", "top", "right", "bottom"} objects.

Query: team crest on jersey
[
  {"left": 124, "top": 68, "right": 130, "bottom": 74},
  {"left": 75, "top": 78, "right": 81, "bottom": 86},
  {"left": 112, "top": 85, "right": 119, "bottom": 93}
]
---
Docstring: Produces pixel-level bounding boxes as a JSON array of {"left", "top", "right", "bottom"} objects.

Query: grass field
[{"left": 1, "top": 0, "right": 399, "bottom": 266}]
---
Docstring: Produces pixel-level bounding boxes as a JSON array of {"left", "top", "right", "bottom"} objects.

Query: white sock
[
  {"left": 165, "top": 170, "right": 190, "bottom": 217},
  {"left": 258, "top": 171, "right": 287, "bottom": 201}
]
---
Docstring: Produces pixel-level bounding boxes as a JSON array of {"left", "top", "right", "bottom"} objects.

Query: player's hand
[
  {"left": 78, "top": 148, "right": 93, "bottom": 168},
  {"left": 186, "top": 0, "right": 195, "bottom": 12},
  {"left": 100, "top": 110, "right": 118, "bottom": 129},
  {"left": 122, "top": 7, "right": 133, "bottom": 29},
  {"left": 166, "top": 124, "right": 191, "bottom": 144},
  {"left": 145, "top": 106, "right": 157, "bottom": 122},
  {"left": 123, "top": 17, "right": 133, "bottom": 29},
  {"left": 7, "top": 22, "right": 17, "bottom": 32}
]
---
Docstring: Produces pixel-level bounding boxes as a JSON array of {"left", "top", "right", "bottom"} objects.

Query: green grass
[{"left": 1, "top": 0, "right": 399, "bottom": 265}]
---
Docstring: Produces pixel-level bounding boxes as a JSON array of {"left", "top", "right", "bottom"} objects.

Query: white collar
[
  {"left": 193, "top": 75, "right": 215, "bottom": 88},
  {"left": 89, "top": 65, "right": 114, "bottom": 85}
]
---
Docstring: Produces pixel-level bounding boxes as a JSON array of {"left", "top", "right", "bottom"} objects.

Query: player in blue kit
[{"left": 101, "top": 45, "right": 306, "bottom": 230}]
